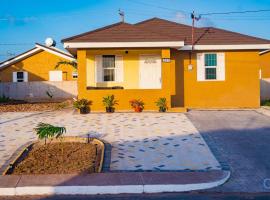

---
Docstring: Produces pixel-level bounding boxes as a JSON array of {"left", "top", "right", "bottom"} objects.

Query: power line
[
  {"left": 200, "top": 9, "right": 270, "bottom": 16},
  {"left": 126, "top": 0, "right": 189, "bottom": 14},
  {"left": 0, "top": 43, "right": 33, "bottom": 46}
]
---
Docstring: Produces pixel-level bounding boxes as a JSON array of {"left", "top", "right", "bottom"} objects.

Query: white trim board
[
  {"left": 63, "top": 41, "right": 185, "bottom": 49},
  {"left": 180, "top": 44, "right": 270, "bottom": 50},
  {"left": 259, "top": 49, "right": 270, "bottom": 55},
  {"left": 0, "top": 48, "right": 41, "bottom": 69}
]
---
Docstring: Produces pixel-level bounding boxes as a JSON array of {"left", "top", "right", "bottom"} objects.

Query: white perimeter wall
[{"left": 0, "top": 81, "right": 77, "bottom": 102}]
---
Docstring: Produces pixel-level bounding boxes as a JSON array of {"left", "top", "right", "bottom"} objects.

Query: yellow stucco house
[
  {"left": 61, "top": 18, "right": 270, "bottom": 111},
  {"left": 0, "top": 43, "right": 76, "bottom": 82},
  {"left": 260, "top": 49, "right": 270, "bottom": 78}
]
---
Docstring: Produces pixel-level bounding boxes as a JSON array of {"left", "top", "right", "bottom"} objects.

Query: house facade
[
  {"left": 62, "top": 18, "right": 270, "bottom": 110},
  {"left": 260, "top": 49, "right": 270, "bottom": 78},
  {"left": 0, "top": 43, "right": 76, "bottom": 82}
]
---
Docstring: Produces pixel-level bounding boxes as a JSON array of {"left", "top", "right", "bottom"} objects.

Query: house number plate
[{"left": 162, "top": 58, "right": 171, "bottom": 63}]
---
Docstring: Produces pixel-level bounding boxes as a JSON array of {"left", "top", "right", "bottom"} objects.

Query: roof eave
[
  {"left": 179, "top": 44, "right": 270, "bottom": 50},
  {"left": 63, "top": 41, "right": 185, "bottom": 49}
]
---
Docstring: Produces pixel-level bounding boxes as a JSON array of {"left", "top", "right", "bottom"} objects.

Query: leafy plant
[
  {"left": 34, "top": 123, "right": 66, "bottom": 167},
  {"left": 73, "top": 98, "right": 92, "bottom": 114},
  {"left": 261, "top": 99, "right": 270, "bottom": 106},
  {"left": 0, "top": 95, "right": 10, "bottom": 103},
  {"left": 129, "top": 99, "right": 144, "bottom": 112},
  {"left": 55, "top": 60, "right": 78, "bottom": 70},
  {"left": 73, "top": 98, "right": 91, "bottom": 109},
  {"left": 102, "top": 95, "right": 118, "bottom": 112},
  {"left": 35, "top": 123, "right": 66, "bottom": 145},
  {"left": 155, "top": 97, "right": 168, "bottom": 112}
]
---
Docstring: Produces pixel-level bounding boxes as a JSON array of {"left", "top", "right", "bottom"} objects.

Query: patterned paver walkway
[{"left": 0, "top": 110, "right": 221, "bottom": 172}]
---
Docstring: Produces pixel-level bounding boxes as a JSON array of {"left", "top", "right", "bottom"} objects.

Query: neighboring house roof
[
  {"left": 62, "top": 17, "right": 270, "bottom": 50},
  {"left": 0, "top": 43, "right": 75, "bottom": 69}
]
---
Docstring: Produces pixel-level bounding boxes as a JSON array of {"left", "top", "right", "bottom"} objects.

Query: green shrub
[
  {"left": 73, "top": 98, "right": 91, "bottom": 109},
  {"left": 261, "top": 99, "right": 270, "bottom": 106},
  {"left": 102, "top": 95, "right": 118, "bottom": 112},
  {"left": 0, "top": 95, "right": 10, "bottom": 103},
  {"left": 155, "top": 97, "right": 168, "bottom": 112}
]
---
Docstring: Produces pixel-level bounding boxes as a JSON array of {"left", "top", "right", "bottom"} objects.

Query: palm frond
[
  {"left": 55, "top": 60, "right": 78, "bottom": 70},
  {"left": 35, "top": 123, "right": 66, "bottom": 140}
]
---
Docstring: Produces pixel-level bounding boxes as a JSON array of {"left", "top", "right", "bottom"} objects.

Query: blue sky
[{"left": 1, "top": 0, "right": 270, "bottom": 61}]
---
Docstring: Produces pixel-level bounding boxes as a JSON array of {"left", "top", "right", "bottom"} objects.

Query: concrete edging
[
  {"left": 2, "top": 136, "right": 105, "bottom": 175},
  {"left": 0, "top": 171, "right": 230, "bottom": 196}
]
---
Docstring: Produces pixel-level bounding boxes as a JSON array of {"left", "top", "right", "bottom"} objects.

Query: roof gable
[{"left": 0, "top": 44, "right": 75, "bottom": 69}]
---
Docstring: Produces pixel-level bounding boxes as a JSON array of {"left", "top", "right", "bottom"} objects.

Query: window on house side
[
  {"left": 72, "top": 71, "right": 78, "bottom": 79},
  {"left": 102, "top": 55, "right": 115, "bottom": 82},
  {"left": 204, "top": 53, "right": 217, "bottom": 80},
  {"left": 16, "top": 72, "right": 24, "bottom": 82}
]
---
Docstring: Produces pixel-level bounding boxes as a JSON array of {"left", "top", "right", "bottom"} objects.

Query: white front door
[{"left": 139, "top": 55, "right": 161, "bottom": 89}]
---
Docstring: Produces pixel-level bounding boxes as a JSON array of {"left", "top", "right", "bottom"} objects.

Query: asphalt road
[
  {"left": 1, "top": 193, "right": 270, "bottom": 200},
  {"left": 187, "top": 110, "right": 270, "bottom": 193}
]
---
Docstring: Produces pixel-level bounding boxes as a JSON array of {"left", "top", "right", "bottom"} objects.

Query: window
[
  {"left": 13, "top": 71, "right": 27, "bottom": 82},
  {"left": 16, "top": 72, "right": 24, "bottom": 82},
  {"left": 205, "top": 53, "right": 217, "bottom": 80},
  {"left": 72, "top": 71, "right": 78, "bottom": 79},
  {"left": 102, "top": 55, "right": 115, "bottom": 81}
]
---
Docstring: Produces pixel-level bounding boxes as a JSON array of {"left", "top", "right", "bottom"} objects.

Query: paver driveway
[{"left": 0, "top": 110, "right": 220, "bottom": 173}]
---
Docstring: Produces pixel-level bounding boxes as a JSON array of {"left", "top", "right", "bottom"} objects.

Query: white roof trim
[
  {"left": 63, "top": 41, "right": 185, "bottom": 49},
  {"left": 0, "top": 48, "right": 41, "bottom": 69},
  {"left": 259, "top": 49, "right": 270, "bottom": 55},
  {"left": 35, "top": 44, "right": 75, "bottom": 61},
  {"left": 0, "top": 45, "right": 75, "bottom": 69},
  {"left": 180, "top": 44, "right": 270, "bottom": 50}
]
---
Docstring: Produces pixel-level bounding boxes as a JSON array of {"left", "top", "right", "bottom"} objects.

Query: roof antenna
[{"left": 118, "top": 9, "right": 125, "bottom": 22}]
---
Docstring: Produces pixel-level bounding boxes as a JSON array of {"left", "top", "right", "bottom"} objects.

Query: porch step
[{"left": 168, "top": 107, "right": 187, "bottom": 113}]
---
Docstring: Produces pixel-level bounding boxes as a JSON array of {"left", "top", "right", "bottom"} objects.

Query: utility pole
[
  {"left": 190, "top": 11, "right": 201, "bottom": 51},
  {"left": 118, "top": 9, "right": 125, "bottom": 23}
]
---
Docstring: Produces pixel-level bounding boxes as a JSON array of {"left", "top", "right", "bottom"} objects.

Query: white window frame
[
  {"left": 204, "top": 53, "right": 217, "bottom": 80},
  {"left": 102, "top": 55, "right": 116, "bottom": 82},
  {"left": 197, "top": 52, "right": 225, "bottom": 82},
  {"left": 13, "top": 71, "right": 28, "bottom": 82},
  {"left": 72, "top": 71, "right": 78, "bottom": 79}
]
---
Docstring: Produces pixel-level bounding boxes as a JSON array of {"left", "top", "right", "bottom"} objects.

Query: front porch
[{"left": 77, "top": 48, "right": 183, "bottom": 111}]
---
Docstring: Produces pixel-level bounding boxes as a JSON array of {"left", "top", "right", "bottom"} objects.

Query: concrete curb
[{"left": 0, "top": 171, "right": 230, "bottom": 196}]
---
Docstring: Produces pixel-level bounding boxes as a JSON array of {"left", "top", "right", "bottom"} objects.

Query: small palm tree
[
  {"left": 55, "top": 60, "right": 77, "bottom": 70},
  {"left": 35, "top": 123, "right": 66, "bottom": 145},
  {"left": 35, "top": 123, "right": 66, "bottom": 166}
]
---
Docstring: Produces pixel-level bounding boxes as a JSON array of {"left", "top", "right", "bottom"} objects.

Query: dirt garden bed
[
  {"left": 0, "top": 100, "right": 72, "bottom": 112},
  {"left": 4, "top": 137, "right": 104, "bottom": 175}
]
